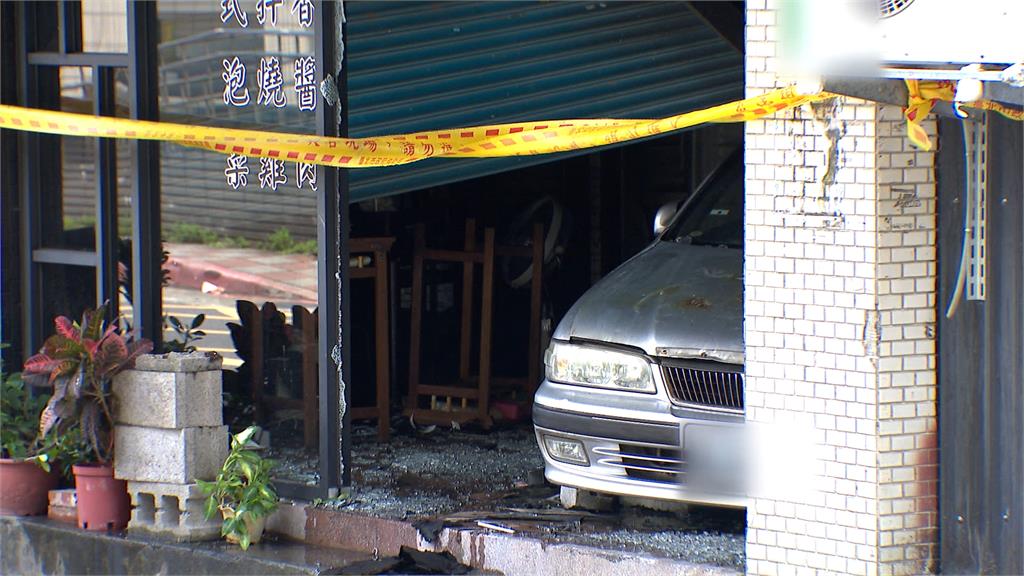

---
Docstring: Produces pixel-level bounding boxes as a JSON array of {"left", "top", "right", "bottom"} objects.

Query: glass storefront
[{"left": 156, "top": 0, "right": 322, "bottom": 486}]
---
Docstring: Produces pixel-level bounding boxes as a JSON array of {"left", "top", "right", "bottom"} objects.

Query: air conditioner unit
[
  {"left": 783, "top": 0, "right": 1023, "bottom": 77},
  {"left": 876, "top": 0, "right": 1022, "bottom": 66}
]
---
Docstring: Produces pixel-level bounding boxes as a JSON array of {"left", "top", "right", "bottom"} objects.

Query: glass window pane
[
  {"left": 156, "top": 0, "right": 321, "bottom": 487},
  {"left": 82, "top": 0, "right": 128, "bottom": 53},
  {"left": 40, "top": 67, "right": 97, "bottom": 249},
  {"left": 40, "top": 264, "right": 97, "bottom": 327}
]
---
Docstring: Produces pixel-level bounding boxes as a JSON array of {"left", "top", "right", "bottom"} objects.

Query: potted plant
[
  {"left": 22, "top": 305, "right": 152, "bottom": 531},
  {"left": 198, "top": 426, "right": 279, "bottom": 550},
  {"left": 0, "top": 347, "right": 58, "bottom": 516}
]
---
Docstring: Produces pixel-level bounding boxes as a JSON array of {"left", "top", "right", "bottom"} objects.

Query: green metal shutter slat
[{"left": 346, "top": 1, "right": 742, "bottom": 202}]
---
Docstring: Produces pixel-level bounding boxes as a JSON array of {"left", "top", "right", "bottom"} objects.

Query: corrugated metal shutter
[{"left": 346, "top": 1, "right": 742, "bottom": 202}]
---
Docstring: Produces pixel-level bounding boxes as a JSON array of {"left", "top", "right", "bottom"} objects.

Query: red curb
[{"left": 165, "top": 256, "right": 318, "bottom": 304}]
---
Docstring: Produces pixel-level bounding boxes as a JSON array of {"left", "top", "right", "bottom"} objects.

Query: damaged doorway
[
  {"left": 336, "top": 121, "right": 746, "bottom": 567},
  {"left": 312, "top": 1, "right": 749, "bottom": 568}
]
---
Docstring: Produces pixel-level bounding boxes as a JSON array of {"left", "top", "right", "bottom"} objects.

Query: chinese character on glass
[
  {"left": 290, "top": 0, "right": 314, "bottom": 28},
  {"left": 297, "top": 162, "right": 317, "bottom": 191},
  {"left": 256, "top": 0, "right": 282, "bottom": 27},
  {"left": 220, "top": 0, "right": 249, "bottom": 27},
  {"left": 294, "top": 56, "right": 317, "bottom": 112},
  {"left": 258, "top": 157, "right": 288, "bottom": 190},
  {"left": 222, "top": 57, "right": 250, "bottom": 107},
  {"left": 225, "top": 154, "right": 249, "bottom": 189},
  {"left": 256, "top": 57, "right": 287, "bottom": 108}
]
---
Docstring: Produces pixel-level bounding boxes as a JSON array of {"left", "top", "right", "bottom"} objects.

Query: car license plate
[{"left": 682, "top": 423, "right": 746, "bottom": 495}]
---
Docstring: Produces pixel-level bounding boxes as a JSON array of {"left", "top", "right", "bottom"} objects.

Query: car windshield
[{"left": 662, "top": 155, "right": 743, "bottom": 249}]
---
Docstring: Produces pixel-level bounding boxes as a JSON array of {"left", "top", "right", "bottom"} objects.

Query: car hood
[{"left": 554, "top": 241, "right": 743, "bottom": 362}]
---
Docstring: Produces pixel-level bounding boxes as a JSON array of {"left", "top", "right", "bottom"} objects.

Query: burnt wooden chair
[{"left": 405, "top": 219, "right": 543, "bottom": 428}]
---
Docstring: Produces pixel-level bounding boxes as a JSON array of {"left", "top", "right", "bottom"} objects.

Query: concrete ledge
[
  {"left": 306, "top": 507, "right": 418, "bottom": 556},
  {"left": 266, "top": 501, "right": 307, "bottom": 542},
  {"left": 304, "top": 508, "right": 740, "bottom": 576},
  {"left": 435, "top": 527, "right": 739, "bottom": 576},
  {"left": 0, "top": 516, "right": 370, "bottom": 575}
]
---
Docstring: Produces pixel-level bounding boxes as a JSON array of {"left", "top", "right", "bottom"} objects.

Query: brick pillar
[
  {"left": 872, "top": 106, "right": 939, "bottom": 574},
  {"left": 743, "top": 2, "right": 938, "bottom": 575}
]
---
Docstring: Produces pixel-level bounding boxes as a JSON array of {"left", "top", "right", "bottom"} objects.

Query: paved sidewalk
[{"left": 165, "top": 242, "right": 318, "bottom": 304}]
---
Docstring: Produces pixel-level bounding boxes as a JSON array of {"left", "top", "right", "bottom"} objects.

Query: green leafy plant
[
  {"left": 1, "top": 344, "right": 88, "bottom": 478},
  {"left": 198, "top": 426, "right": 279, "bottom": 550},
  {"left": 32, "top": 426, "right": 88, "bottom": 478},
  {"left": 162, "top": 314, "right": 206, "bottom": 353},
  {"left": 0, "top": 346, "right": 48, "bottom": 460},
  {"left": 22, "top": 305, "right": 153, "bottom": 464},
  {"left": 165, "top": 222, "right": 222, "bottom": 245},
  {"left": 164, "top": 222, "right": 250, "bottom": 249},
  {"left": 263, "top": 227, "right": 316, "bottom": 255}
]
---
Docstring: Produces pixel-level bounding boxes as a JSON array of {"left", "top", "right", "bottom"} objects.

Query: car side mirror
[{"left": 653, "top": 201, "right": 681, "bottom": 237}]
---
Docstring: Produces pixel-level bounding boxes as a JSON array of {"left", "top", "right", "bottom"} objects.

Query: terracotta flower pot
[
  {"left": 221, "top": 506, "right": 267, "bottom": 546},
  {"left": 73, "top": 463, "right": 131, "bottom": 531},
  {"left": 0, "top": 458, "right": 58, "bottom": 516}
]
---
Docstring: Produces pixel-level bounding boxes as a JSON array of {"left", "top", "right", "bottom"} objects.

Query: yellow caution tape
[
  {"left": 904, "top": 79, "right": 938, "bottom": 151},
  {"left": 0, "top": 82, "right": 1017, "bottom": 165},
  {"left": 905, "top": 79, "right": 1023, "bottom": 151},
  {"left": 0, "top": 86, "right": 833, "bottom": 168}
]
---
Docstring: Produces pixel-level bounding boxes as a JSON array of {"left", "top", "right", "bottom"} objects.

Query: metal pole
[
  {"left": 94, "top": 65, "right": 119, "bottom": 318},
  {"left": 127, "top": 0, "right": 162, "bottom": 343},
  {"left": 315, "top": 0, "right": 348, "bottom": 496}
]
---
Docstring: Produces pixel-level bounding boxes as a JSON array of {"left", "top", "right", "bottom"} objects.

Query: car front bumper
[{"left": 533, "top": 379, "right": 748, "bottom": 508}]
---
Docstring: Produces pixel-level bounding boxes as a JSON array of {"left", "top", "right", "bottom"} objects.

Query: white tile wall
[{"left": 744, "top": 4, "right": 938, "bottom": 575}]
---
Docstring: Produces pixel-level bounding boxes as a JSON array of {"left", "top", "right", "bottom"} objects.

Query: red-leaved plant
[{"left": 23, "top": 305, "right": 152, "bottom": 464}]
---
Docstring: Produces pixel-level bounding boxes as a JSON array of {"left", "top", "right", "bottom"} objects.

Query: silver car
[{"left": 533, "top": 154, "right": 747, "bottom": 508}]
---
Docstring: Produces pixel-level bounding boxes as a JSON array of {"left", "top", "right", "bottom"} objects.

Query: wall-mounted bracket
[{"left": 967, "top": 114, "right": 987, "bottom": 301}]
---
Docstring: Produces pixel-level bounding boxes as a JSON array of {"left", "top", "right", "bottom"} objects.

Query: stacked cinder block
[{"left": 113, "top": 352, "right": 228, "bottom": 542}]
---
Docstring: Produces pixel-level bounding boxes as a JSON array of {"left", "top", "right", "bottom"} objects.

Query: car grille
[
  {"left": 661, "top": 363, "right": 744, "bottom": 411},
  {"left": 594, "top": 445, "right": 683, "bottom": 484}
]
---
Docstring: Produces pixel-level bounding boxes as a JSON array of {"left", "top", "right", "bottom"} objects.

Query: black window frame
[{"left": 5, "top": 0, "right": 348, "bottom": 500}]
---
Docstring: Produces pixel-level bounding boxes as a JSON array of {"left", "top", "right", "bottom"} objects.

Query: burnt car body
[{"left": 533, "top": 153, "right": 747, "bottom": 507}]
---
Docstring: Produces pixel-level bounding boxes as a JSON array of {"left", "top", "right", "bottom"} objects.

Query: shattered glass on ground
[
  {"left": 306, "top": 423, "right": 745, "bottom": 569},
  {"left": 263, "top": 417, "right": 321, "bottom": 486},
  {"left": 343, "top": 423, "right": 545, "bottom": 518}
]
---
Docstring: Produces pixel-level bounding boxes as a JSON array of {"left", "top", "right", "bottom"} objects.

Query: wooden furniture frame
[
  {"left": 345, "top": 237, "right": 395, "bottom": 441},
  {"left": 406, "top": 219, "right": 543, "bottom": 427},
  {"left": 249, "top": 236, "right": 395, "bottom": 444}
]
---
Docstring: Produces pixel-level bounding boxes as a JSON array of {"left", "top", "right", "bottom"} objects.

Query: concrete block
[
  {"left": 114, "top": 425, "right": 228, "bottom": 484},
  {"left": 134, "top": 351, "right": 223, "bottom": 373},
  {"left": 113, "top": 369, "right": 222, "bottom": 428},
  {"left": 127, "top": 481, "right": 221, "bottom": 542}
]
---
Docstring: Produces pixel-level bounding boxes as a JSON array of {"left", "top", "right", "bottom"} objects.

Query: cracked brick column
[{"left": 744, "top": 2, "right": 938, "bottom": 575}]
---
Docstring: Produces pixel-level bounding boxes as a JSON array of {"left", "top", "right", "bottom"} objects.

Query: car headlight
[{"left": 545, "top": 342, "right": 655, "bottom": 393}]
